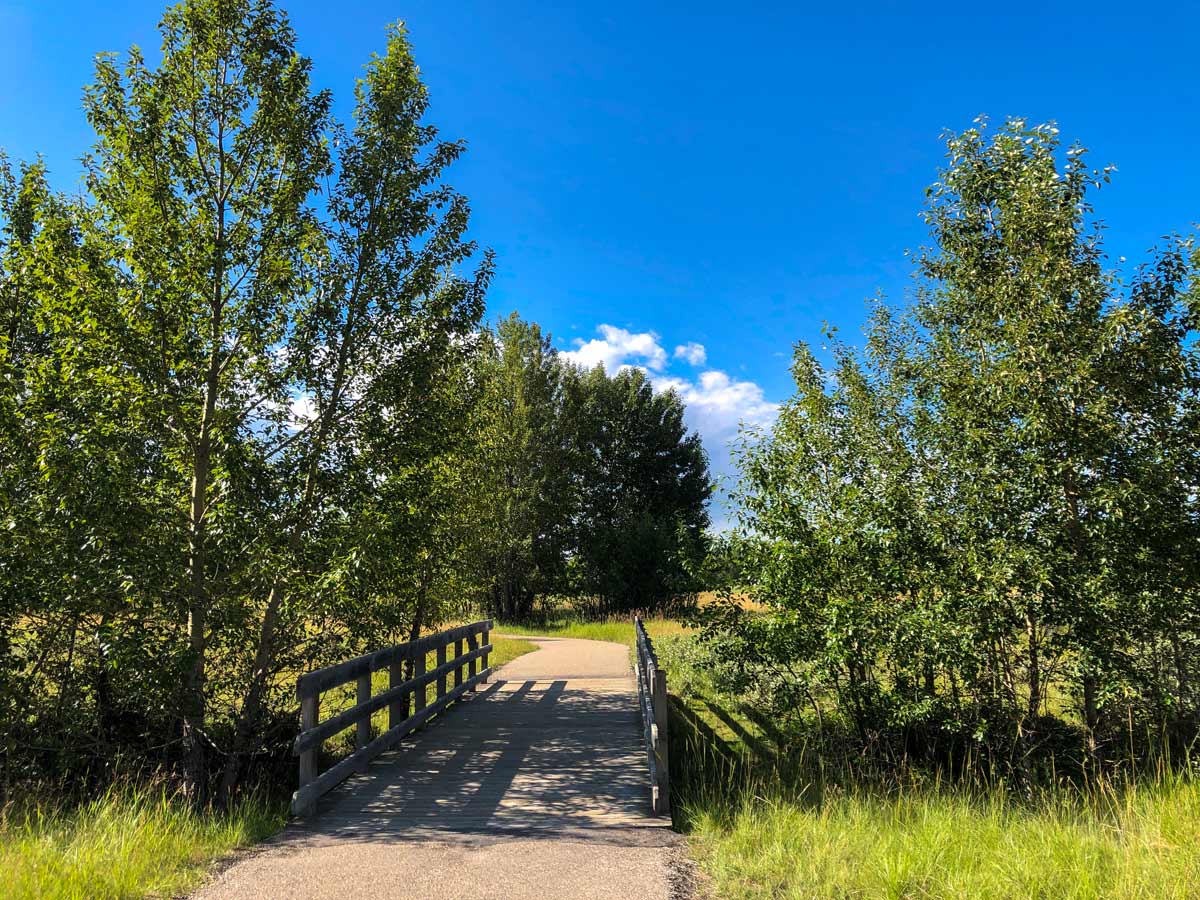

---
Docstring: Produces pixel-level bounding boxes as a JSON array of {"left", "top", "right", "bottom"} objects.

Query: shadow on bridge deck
[
  {"left": 193, "top": 637, "right": 680, "bottom": 900},
  {"left": 295, "top": 643, "right": 672, "bottom": 847}
]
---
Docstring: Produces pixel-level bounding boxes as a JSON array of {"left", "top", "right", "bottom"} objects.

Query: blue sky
[{"left": 2, "top": 1, "right": 1197, "bottom": 520}]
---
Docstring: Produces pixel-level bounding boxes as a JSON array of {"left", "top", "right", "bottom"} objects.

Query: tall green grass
[
  {"left": 660, "top": 632, "right": 1200, "bottom": 899},
  {"left": 685, "top": 771, "right": 1200, "bottom": 899},
  {"left": 0, "top": 785, "right": 284, "bottom": 900}
]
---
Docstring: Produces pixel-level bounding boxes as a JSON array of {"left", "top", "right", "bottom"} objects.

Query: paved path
[{"left": 194, "top": 636, "right": 680, "bottom": 900}]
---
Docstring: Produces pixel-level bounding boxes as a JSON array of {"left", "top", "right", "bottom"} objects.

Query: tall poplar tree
[{"left": 83, "top": 0, "right": 330, "bottom": 800}]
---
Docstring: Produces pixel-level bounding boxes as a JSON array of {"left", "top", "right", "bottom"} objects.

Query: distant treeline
[
  {"left": 704, "top": 119, "right": 1200, "bottom": 778},
  {"left": 0, "top": 1, "right": 708, "bottom": 805}
]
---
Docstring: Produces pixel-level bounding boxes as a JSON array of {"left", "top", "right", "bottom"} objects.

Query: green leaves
[
  {"left": 728, "top": 117, "right": 1200, "bottom": 765},
  {"left": 0, "top": 1, "right": 493, "bottom": 798},
  {"left": 468, "top": 314, "right": 712, "bottom": 620}
]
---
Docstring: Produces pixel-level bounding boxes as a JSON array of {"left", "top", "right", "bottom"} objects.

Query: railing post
[
  {"left": 298, "top": 691, "right": 319, "bottom": 815},
  {"left": 467, "top": 630, "right": 479, "bottom": 686},
  {"left": 653, "top": 665, "right": 670, "bottom": 814},
  {"left": 414, "top": 647, "right": 427, "bottom": 713},
  {"left": 436, "top": 641, "right": 447, "bottom": 700},
  {"left": 454, "top": 637, "right": 464, "bottom": 688},
  {"left": 388, "top": 658, "right": 404, "bottom": 729},
  {"left": 356, "top": 673, "right": 371, "bottom": 772},
  {"left": 482, "top": 623, "right": 491, "bottom": 682}
]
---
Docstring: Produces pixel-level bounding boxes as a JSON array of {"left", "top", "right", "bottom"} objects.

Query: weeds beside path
[
  {"left": 0, "top": 786, "right": 284, "bottom": 900},
  {"left": 657, "top": 631, "right": 1200, "bottom": 900},
  {"left": 685, "top": 775, "right": 1200, "bottom": 899}
]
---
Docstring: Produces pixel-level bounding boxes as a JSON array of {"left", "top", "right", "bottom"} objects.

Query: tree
[
  {"left": 0, "top": 1, "right": 491, "bottom": 803},
  {"left": 474, "top": 314, "right": 573, "bottom": 620},
  {"left": 727, "top": 118, "right": 1200, "bottom": 771},
  {"left": 214, "top": 19, "right": 490, "bottom": 804},
  {"left": 82, "top": 0, "right": 331, "bottom": 801},
  {"left": 912, "top": 119, "right": 1199, "bottom": 751},
  {"left": 566, "top": 365, "right": 711, "bottom": 615},
  {"left": 0, "top": 156, "right": 184, "bottom": 787}
]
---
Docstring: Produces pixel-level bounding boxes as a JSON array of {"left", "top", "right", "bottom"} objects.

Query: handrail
[
  {"left": 291, "top": 619, "right": 493, "bottom": 816},
  {"left": 634, "top": 616, "right": 670, "bottom": 815}
]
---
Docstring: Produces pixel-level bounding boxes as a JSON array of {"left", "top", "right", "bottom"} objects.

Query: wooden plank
[
  {"left": 298, "top": 643, "right": 414, "bottom": 700},
  {"left": 414, "top": 645, "right": 427, "bottom": 713},
  {"left": 388, "top": 659, "right": 405, "bottom": 730},
  {"left": 289, "top": 667, "right": 492, "bottom": 816},
  {"left": 636, "top": 653, "right": 657, "bottom": 774},
  {"left": 296, "top": 620, "right": 492, "bottom": 699},
  {"left": 652, "top": 666, "right": 670, "bottom": 815},
  {"left": 468, "top": 632, "right": 479, "bottom": 683},
  {"left": 454, "top": 638, "right": 464, "bottom": 688},
  {"left": 635, "top": 617, "right": 670, "bottom": 816}
]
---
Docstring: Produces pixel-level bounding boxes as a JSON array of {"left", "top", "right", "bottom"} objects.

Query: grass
[
  {"left": 0, "top": 785, "right": 284, "bottom": 900},
  {"left": 658, "top": 631, "right": 1200, "bottom": 899},
  {"left": 488, "top": 634, "right": 541, "bottom": 669},
  {"left": 685, "top": 775, "right": 1200, "bottom": 899},
  {"left": 496, "top": 616, "right": 688, "bottom": 648}
]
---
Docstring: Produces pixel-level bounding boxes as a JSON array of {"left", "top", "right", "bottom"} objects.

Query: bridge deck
[{"left": 194, "top": 636, "right": 679, "bottom": 900}]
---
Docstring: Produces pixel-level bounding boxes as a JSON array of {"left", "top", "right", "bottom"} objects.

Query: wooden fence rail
[
  {"left": 634, "top": 616, "right": 670, "bottom": 815},
  {"left": 291, "top": 619, "right": 493, "bottom": 816}
]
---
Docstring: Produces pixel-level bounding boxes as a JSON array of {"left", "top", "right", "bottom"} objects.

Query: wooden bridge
[{"left": 194, "top": 621, "right": 681, "bottom": 900}]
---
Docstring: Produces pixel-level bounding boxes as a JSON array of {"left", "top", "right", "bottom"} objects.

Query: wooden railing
[
  {"left": 634, "top": 616, "right": 670, "bottom": 815},
  {"left": 291, "top": 619, "right": 493, "bottom": 816}
]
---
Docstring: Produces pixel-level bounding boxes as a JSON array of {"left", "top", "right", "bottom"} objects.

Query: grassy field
[
  {"left": 685, "top": 775, "right": 1200, "bottom": 899},
  {"left": 658, "top": 632, "right": 1200, "bottom": 900},
  {"left": 0, "top": 786, "right": 284, "bottom": 900},
  {"left": 496, "top": 616, "right": 688, "bottom": 647}
]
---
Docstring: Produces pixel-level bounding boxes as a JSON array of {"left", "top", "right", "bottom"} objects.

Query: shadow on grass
[
  {"left": 739, "top": 703, "right": 791, "bottom": 751},
  {"left": 702, "top": 699, "right": 774, "bottom": 762}
]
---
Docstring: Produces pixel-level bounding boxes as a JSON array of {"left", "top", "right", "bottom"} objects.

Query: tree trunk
[
  {"left": 93, "top": 617, "right": 117, "bottom": 743},
  {"left": 216, "top": 299, "right": 362, "bottom": 807},
  {"left": 183, "top": 265, "right": 223, "bottom": 807},
  {"left": 182, "top": 438, "right": 210, "bottom": 805},
  {"left": 1083, "top": 673, "right": 1100, "bottom": 734},
  {"left": 1025, "top": 612, "right": 1041, "bottom": 722},
  {"left": 402, "top": 564, "right": 431, "bottom": 718},
  {"left": 215, "top": 576, "right": 286, "bottom": 807},
  {"left": 1170, "top": 634, "right": 1191, "bottom": 714}
]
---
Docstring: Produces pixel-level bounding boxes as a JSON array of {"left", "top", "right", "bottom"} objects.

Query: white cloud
[
  {"left": 653, "top": 368, "right": 777, "bottom": 531},
  {"left": 563, "top": 323, "right": 781, "bottom": 530},
  {"left": 561, "top": 324, "right": 668, "bottom": 372},
  {"left": 673, "top": 341, "right": 707, "bottom": 366},
  {"left": 652, "top": 369, "right": 777, "bottom": 443},
  {"left": 290, "top": 392, "right": 317, "bottom": 424}
]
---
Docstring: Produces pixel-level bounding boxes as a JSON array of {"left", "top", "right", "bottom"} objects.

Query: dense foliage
[
  {"left": 707, "top": 119, "right": 1200, "bottom": 777},
  {"left": 475, "top": 314, "right": 711, "bottom": 621},
  {"left": 0, "top": 0, "right": 709, "bottom": 804}
]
